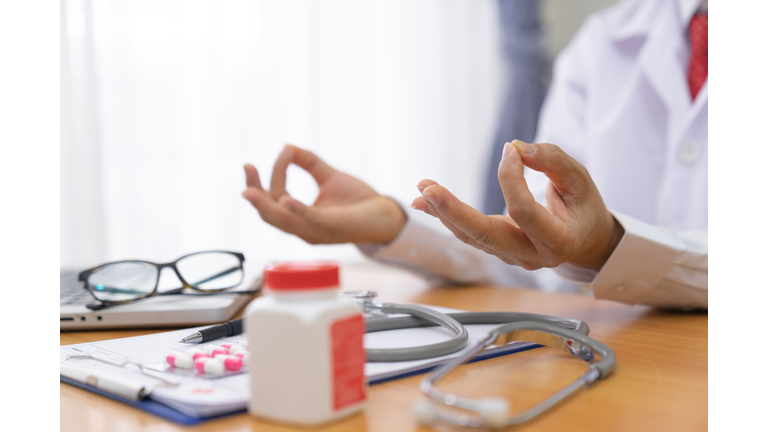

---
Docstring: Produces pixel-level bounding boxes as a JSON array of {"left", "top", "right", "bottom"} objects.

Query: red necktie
[{"left": 687, "top": 13, "right": 708, "bottom": 100}]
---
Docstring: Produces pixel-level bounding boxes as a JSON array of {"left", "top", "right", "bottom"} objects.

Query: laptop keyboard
[{"left": 60, "top": 270, "right": 94, "bottom": 306}]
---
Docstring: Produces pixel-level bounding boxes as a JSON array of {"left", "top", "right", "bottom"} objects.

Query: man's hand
[
  {"left": 411, "top": 140, "right": 624, "bottom": 271},
  {"left": 242, "top": 144, "right": 406, "bottom": 244}
]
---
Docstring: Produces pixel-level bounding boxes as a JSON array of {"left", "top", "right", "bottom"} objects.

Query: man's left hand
[{"left": 410, "top": 140, "right": 624, "bottom": 271}]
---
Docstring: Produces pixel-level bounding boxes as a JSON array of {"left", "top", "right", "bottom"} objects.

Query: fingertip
[
  {"left": 511, "top": 139, "right": 537, "bottom": 156},
  {"left": 416, "top": 179, "right": 438, "bottom": 192},
  {"left": 498, "top": 144, "right": 524, "bottom": 178},
  {"left": 421, "top": 184, "right": 437, "bottom": 194},
  {"left": 410, "top": 200, "right": 436, "bottom": 217},
  {"left": 242, "top": 189, "right": 260, "bottom": 205},
  {"left": 421, "top": 192, "right": 439, "bottom": 209},
  {"left": 422, "top": 184, "right": 448, "bottom": 200},
  {"left": 410, "top": 197, "right": 427, "bottom": 211},
  {"left": 279, "top": 144, "right": 293, "bottom": 159},
  {"left": 501, "top": 142, "right": 522, "bottom": 162}
]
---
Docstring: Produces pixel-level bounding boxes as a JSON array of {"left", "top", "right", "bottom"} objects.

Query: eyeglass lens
[
  {"left": 87, "top": 262, "right": 158, "bottom": 302},
  {"left": 176, "top": 252, "right": 243, "bottom": 290},
  {"left": 86, "top": 252, "right": 243, "bottom": 302}
]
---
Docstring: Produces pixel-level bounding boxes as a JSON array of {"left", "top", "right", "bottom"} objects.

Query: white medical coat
[{"left": 359, "top": 0, "right": 707, "bottom": 309}]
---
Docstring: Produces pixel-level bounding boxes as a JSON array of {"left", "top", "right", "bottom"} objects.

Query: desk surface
[{"left": 61, "top": 265, "right": 707, "bottom": 432}]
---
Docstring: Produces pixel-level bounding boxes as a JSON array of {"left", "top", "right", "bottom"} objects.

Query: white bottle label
[{"left": 330, "top": 314, "right": 366, "bottom": 411}]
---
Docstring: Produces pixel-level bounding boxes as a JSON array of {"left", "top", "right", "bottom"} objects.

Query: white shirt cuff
[{"left": 556, "top": 209, "right": 697, "bottom": 305}]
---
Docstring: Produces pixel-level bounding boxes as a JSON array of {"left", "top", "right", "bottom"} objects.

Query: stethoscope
[{"left": 342, "top": 291, "right": 616, "bottom": 429}]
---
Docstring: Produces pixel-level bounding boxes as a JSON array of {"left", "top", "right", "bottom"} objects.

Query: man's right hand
[{"left": 242, "top": 144, "right": 406, "bottom": 245}]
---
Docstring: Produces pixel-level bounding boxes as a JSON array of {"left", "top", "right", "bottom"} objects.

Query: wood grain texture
[{"left": 61, "top": 266, "right": 707, "bottom": 432}]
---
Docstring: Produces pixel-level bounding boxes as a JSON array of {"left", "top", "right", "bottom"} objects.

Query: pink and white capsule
[
  {"left": 195, "top": 357, "right": 224, "bottom": 375},
  {"left": 203, "top": 344, "right": 220, "bottom": 355},
  {"left": 234, "top": 351, "right": 249, "bottom": 364},
  {"left": 166, "top": 352, "right": 193, "bottom": 369},
  {"left": 211, "top": 347, "right": 229, "bottom": 357},
  {"left": 213, "top": 354, "right": 243, "bottom": 371},
  {"left": 184, "top": 349, "right": 210, "bottom": 361},
  {"left": 228, "top": 344, "right": 246, "bottom": 355}
]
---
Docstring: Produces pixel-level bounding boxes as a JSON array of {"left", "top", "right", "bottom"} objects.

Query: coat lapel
[
  {"left": 609, "top": 0, "right": 690, "bottom": 139},
  {"left": 637, "top": 2, "right": 690, "bottom": 138}
]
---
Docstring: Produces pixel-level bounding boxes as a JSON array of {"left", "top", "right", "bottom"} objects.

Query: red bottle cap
[{"left": 263, "top": 261, "right": 339, "bottom": 291}]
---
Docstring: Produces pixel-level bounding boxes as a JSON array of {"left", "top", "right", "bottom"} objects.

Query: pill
[
  {"left": 211, "top": 347, "right": 229, "bottom": 357},
  {"left": 234, "top": 351, "right": 249, "bottom": 364},
  {"left": 238, "top": 341, "right": 249, "bottom": 349},
  {"left": 185, "top": 349, "right": 210, "bottom": 360},
  {"left": 228, "top": 345, "right": 246, "bottom": 355},
  {"left": 214, "top": 354, "right": 243, "bottom": 371},
  {"left": 195, "top": 357, "right": 224, "bottom": 375},
  {"left": 166, "top": 353, "right": 193, "bottom": 369},
  {"left": 203, "top": 345, "right": 219, "bottom": 355},
  {"left": 221, "top": 343, "right": 236, "bottom": 349}
]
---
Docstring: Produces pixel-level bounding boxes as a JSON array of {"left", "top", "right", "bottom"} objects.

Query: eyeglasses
[{"left": 78, "top": 251, "right": 258, "bottom": 310}]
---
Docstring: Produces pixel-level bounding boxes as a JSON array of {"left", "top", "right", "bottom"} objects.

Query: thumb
[
  {"left": 278, "top": 195, "right": 311, "bottom": 216},
  {"left": 511, "top": 140, "right": 588, "bottom": 196},
  {"left": 277, "top": 195, "right": 333, "bottom": 228}
]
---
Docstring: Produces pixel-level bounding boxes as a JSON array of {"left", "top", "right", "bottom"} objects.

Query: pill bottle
[{"left": 244, "top": 261, "right": 366, "bottom": 426}]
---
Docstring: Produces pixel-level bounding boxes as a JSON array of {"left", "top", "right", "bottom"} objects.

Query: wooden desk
[{"left": 61, "top": 265, "right": 707, "bottom": 432}]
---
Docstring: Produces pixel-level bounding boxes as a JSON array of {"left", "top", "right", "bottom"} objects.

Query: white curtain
[{"left": 61, "top": 0, "right": 506, "bottom": 274}]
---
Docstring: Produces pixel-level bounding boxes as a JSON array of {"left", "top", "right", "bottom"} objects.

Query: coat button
[{"left": 679, "top": 141, "right": 702, "bottom": 164}]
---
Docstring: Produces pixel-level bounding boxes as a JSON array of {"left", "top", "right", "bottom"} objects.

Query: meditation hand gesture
[
  {"left": 411, "top": 140, "right": 624, "bottom": 271},
  {"left": 243, "top": 145, "right": 406, "bottom": 245}
]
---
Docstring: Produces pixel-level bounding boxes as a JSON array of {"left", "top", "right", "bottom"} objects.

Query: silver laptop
[{"left": 60, "top": 268, "right": 260, "bottom": 330}]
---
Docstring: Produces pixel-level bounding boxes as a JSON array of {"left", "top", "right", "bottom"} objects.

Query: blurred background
[{"left": 61, "top": 0, "right": 617, "bottom": 274}]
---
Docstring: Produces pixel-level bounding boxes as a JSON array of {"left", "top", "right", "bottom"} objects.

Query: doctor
[{"left": 242, "top": 0, "right": 708, "bottom": 309}]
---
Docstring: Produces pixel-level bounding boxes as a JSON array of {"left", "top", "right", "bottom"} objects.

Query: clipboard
[
  {"left": 60, "top": 314, "right": 540, "bottom": 424},
  {"left": 61, "top": 343, "right": 539, "bottom": 425},
  {"left": 60, "top": 375, "right": 231, "bottom": 425}
]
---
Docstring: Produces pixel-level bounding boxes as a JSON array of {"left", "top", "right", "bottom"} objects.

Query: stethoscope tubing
[{"left": 364, "top": 308, "right": 590, "bottom": 362}]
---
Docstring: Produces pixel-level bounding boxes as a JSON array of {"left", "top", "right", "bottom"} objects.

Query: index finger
[
  {"left": 269, "top": 145, "right": 293, "bottom": 200},
  {"left": 288, "top": 146, "right": 336, "bottom": 185},
  {"left": 269, "top": 145, "right": 337, "bottom": 201}
]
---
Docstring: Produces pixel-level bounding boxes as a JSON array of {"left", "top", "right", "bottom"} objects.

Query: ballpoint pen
[{"left": 180, "top": 318, "right": 243, "bottom": 343}]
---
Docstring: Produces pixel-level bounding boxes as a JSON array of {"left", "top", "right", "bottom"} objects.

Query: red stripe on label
[{"left": 331, "top": 314, "right": 366, "bottom": 411}]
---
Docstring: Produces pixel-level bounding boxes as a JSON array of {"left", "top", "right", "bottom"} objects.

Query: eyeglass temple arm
[
  {"left": 188, "top": 265, "right": 242, "bottom": 287},
  {"left": 87, "top": 285, "right": 152, "bottom": 295}
]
